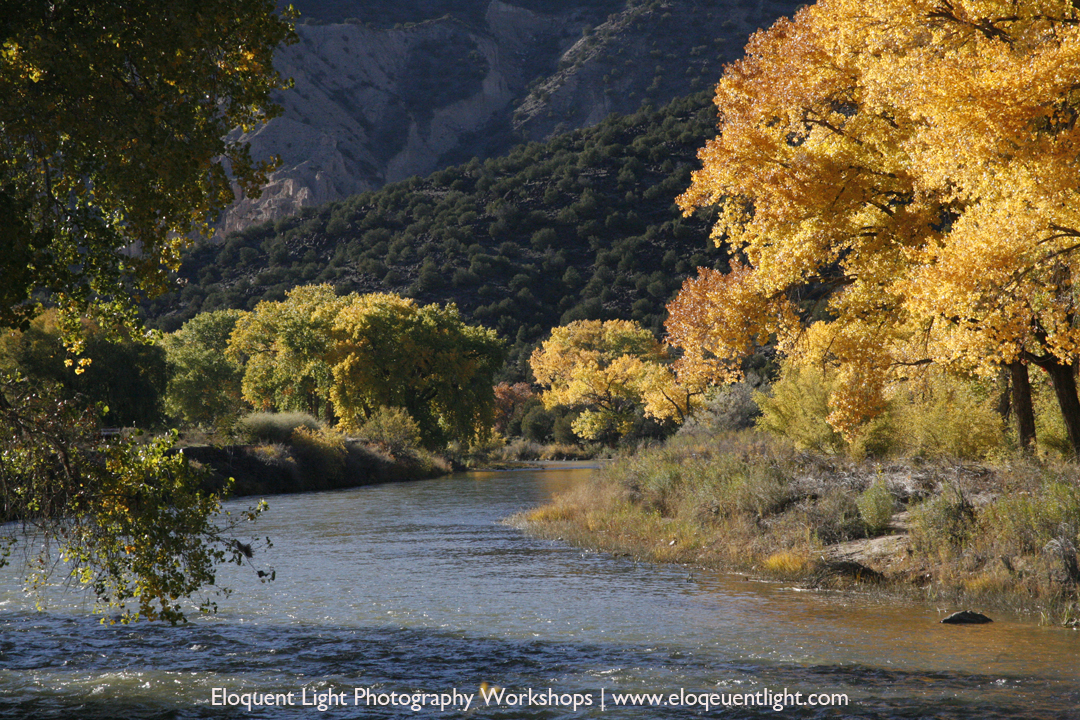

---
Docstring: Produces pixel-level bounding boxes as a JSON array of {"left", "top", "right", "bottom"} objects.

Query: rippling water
[{"left": 1, "top": 464, "right": 1078, "bottom": 719}]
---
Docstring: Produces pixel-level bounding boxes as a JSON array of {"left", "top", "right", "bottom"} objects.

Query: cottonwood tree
[
  {"left": 329, "top": 293, "right": 504, "bottom": 448},
  {"left": 225, "top": 287, "right": 504, "bottom": 447},
  {"left": 1, "top": 0, "right": 294, "bottom": 340},
  {"left": 0, "top": 376, "right": 268, "bottom": 624},
  {"left": 530, "top": 319, "right": 702, "bottom": 442},
  {"left": 492, "top": 382, "right": 535, "bottom": 435},
  {"left": 162, "top": 309, "right": 248, "bottom": 426},
  {"left": 1, "top": 310, "right": 168, "bottom": 428},
  {"left": 0, "top": 0, "right": 293, "bottom": 620},
  {"left": 227, "top": 284, "right": 344, "bottom": 419},
  {"left": 672, "top": 0, "right": 1080, "bottom": 453}
]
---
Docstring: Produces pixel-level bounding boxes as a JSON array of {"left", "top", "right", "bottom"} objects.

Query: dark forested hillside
[{"left": 147, "top": 91, "right": 726, "bottom": 378}]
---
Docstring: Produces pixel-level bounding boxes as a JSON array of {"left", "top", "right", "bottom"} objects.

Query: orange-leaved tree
[
  {"left": 492, "top": 382, "right": 535, "bottom": 435},
  {"left": 671, "top": 0, "right": 1080, "bottom": 453}
]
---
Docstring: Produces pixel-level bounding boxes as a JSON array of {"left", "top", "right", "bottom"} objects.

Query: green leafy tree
[
  {"left": 227, "top": 284, "right": 344, "bottom": 419},
  {"left": 0, "top": 0, "right": 295, "bottom": 339},
  {"left": 225, "top": 285, "right": 504, "bottom": 447},
  {"left": 330, "top": 293, "right": 505, "bottom": 447},
  {"left": 0, "top": 374, "right": 270, "bottom": 623},
  {"left": 0, "top": 0, "right": 293, "bottom": 620},
  {"left": 162, "top": 309, "right": 247, "bottom": 426},
  {"left": 0, "top": 310, "right": 167, "bottom": 428}
]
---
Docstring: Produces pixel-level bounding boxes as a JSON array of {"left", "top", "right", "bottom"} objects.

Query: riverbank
[
  {"left": 178, "top": 430, "right": 604, "bottom": 496},
  {"left": 515, "top": 431, "right": 1080, "bottom": 625},
  {"left": 182, "top": 439, "right": 450, "bottom": 496}
]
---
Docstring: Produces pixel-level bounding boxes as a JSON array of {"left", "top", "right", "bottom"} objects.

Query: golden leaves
[
  {"left": 529, "top": 320, "right": 700, "bottom": 440},
  {"left": 671, "top": 0, "right": 1080, "bottom": 439},
  {"left": 666, "top": 262, "right": 785, "bottom": 386}
]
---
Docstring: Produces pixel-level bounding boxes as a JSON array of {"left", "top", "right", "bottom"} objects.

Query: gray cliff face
[
  {"left": 512, "top": 0, "right": 797, "bottom": 141},
  {"left": 220, "top": 0, "right": 801, "bottom": 235}
]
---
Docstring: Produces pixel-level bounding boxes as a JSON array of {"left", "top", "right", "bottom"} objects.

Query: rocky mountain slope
[{"left": 221, "top": 0, "right": 801, "bottom": 234}]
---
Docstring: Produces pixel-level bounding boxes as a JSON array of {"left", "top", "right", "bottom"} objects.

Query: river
[{"left": 0, "top": 464, "right": 1077, "bottom": 718}]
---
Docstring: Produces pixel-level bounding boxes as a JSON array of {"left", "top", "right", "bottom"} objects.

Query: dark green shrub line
[{"left": 183, "top": 411, "right": 451, "bottom": 496}]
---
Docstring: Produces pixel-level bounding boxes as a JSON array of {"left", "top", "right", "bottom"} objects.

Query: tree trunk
[
  {"left": 997, "top": 366, "right": 1011, "bottom": 420},
  {"left": 1044, "top": 359, "right": 1080, "bottom": 457},
  {"left": 1009, "top": 361, "right": 1037, "bottom": 454}
]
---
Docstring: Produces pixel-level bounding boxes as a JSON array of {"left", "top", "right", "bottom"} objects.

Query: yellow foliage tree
[
  {"left": 226, "top": 286, "right": 503, "bottom": 447},
  {"left": 529, "top": 319, "right": 702, "bottom": 441},
  {"left": 673, "top": 0, "right": 1080, "bottom": 453}
]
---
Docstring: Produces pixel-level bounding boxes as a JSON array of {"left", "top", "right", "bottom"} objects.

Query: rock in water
[{"left": 940, "top": 610, "right": 993, "bottom": 624}]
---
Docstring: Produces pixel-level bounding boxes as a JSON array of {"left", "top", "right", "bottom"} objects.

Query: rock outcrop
[
  {"left": 220, "top": 0, "right": 802, "bottom": 234},
  {"left": 512, "top": 0, "right": 792, "bottom": 141}
]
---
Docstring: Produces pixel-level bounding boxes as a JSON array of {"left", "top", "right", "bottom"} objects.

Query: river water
[{"left": 0, "top": 464, "right": 1077, "bottom": 719}]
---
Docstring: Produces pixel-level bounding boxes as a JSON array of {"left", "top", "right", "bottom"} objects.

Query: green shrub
[
  {"left": 1032, "top": 373, "right": 1073, "bottom": 458},
  {"left": 755, "top": 360, "right": 1006, "bottom": 461},
  {"left": 552, "top": 413, "right": 579, "bottom": 445},
  {"left": 980, "top": 480, "right": 1080, "bottom": 555},
  {"left": 729, "top": 463, "right": 794, "bottom": 520},
  {"left": 355, "top": 406, "right": 422, "bottom": 456},
  {"left": 239, "top": 411, "right": 320, "bottom": 444},
  {"left": 290, "top": 426, "right": 347, "bottom": 483},
  {"left": 616, "top": 433, "right": 794, "bottom": 521},
  {"left": 755, "top": 364, "right": 845, "bottom": 454},
  {"left": 801, "top": 486, "right": 866, "bottom": 545},
  {"left": 857, "top": 479, "right": 897, "bottom": 535},
  {"left": 678, "top": 382, "right": 760, "bottom": 436},
  {"left": 911, "top": 485, "right": 976, "bottom": 557},
  {"left": 890, "top": 372, "right": 1004, "bottom": 460}
]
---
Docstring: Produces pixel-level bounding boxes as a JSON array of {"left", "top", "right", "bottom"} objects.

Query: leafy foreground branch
[
  {"left": 518, "top": 432, "right": 1080, "bottom": 625},
  {"left": 0, "top": 373, "right": 271, "bottom": 623}
]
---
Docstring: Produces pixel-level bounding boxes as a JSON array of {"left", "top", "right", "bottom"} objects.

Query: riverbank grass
[{"left": 518, "top": 431, "right": 1080, "bottom": 624}]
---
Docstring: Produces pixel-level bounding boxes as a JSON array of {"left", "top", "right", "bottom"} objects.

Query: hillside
[
  {"left": 220, "top": 0, "right": 802, "bottom": 233},
  {"left": 148, "top": 91, "right": 726, "bottom": 379}
]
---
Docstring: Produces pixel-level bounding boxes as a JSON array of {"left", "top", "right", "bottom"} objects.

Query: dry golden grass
[
  {"left": 518, "top": 431, "right": 1080, "bottom": 624},
  {"left": 761, "top": 550, "right": 813, "bottom": 578}
]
